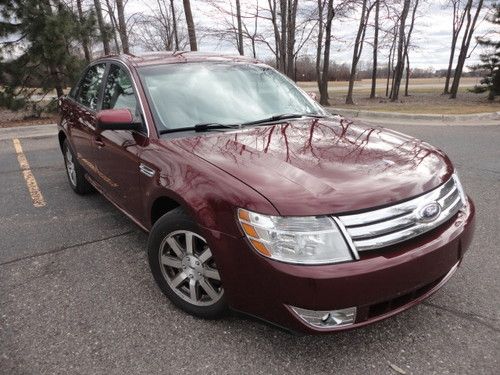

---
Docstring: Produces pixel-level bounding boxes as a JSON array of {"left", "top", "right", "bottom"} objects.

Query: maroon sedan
[{"left": 57, "top": 52, "right": 475, "bottom": 334}]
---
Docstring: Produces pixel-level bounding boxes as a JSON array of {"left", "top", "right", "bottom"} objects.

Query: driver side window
[
  {"left": 102, "top": 64, "right": 138, "bottom": 115},
  {"left": 75, "top": 63, "right": 106, "bottom": 110}
]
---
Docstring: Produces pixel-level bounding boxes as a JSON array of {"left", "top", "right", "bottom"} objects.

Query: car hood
[{"left": 171, "top": 117, "right": 453, "bottom": 216}]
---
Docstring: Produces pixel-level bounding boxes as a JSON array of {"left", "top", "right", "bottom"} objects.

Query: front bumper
[{"left": 206, "top": 198, "right": 475, "bottom": 334}]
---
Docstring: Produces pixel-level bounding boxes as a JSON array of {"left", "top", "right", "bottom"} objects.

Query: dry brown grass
[{"left": 298, "top": 77, "right": 499, "bottom": 114}]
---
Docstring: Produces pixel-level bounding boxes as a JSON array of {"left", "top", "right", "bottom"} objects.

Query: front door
[{"left": 90, "top": 63, "right": 148, "bottom": 222}]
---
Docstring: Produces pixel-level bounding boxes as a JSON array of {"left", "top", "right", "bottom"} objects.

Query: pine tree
[
  {"left": 0, "top": 0, "right": 93, "bottom": 112},
  {"left": 470, "top": 3, "right": 500, "bottom": 101}
]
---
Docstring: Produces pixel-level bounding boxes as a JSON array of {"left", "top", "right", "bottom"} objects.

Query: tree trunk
[
  {"left": 390, "top": 0, "right": 411, "bottom": 102},
  {"left": 116, "top": 0, "right": 129, "bottom": 53},
  {"left": 386, "top": 22, "right": 397, "bottom": 97},
  {"left": 385, "top": 57, "right": 391, "bottom": 97},
  {"left": 268, "top": 0, "right": 281, "bottom": 69},
  {"left": 42, "top": 1, "right": 64, "bottom": 97},
  {"left": 319, "top": 0, "right": 334, "bottom": 106},
  {"left": 443, "top": 38, "right": 458, "bottom": 94},
  {"left": 403, "top": 0, "right": 419, "bottom": 97},
  {"left": 370, "top": 0, "right": 379, "bottom": 99},
  {"left": 94, "top": 0, "right": 110, "bottom": 55},
  {"left": 316, "top": 0, "right": 324, "bottom": 99},
  {"left": 443, "top": 1, "right": 465, "bottom": 94},
  {"left": 449, "top": 0, "right": 483, "bottom": 99},
  {"left": 285, "top": 0, "right": 299, "bottom": 78},
  {"left": 235, "top": 0, "right": 244, "bottom": 55},
  {"left": 170, "top": 0, "right": 179, "bottom": 50},
  {"left": 279, "top": 0, "right": 287, "bottom": 73},
  {"left": 183, "top": 0, "right": 198, "bottom": 51},
  {"left": 105, "top": 0, "right": 121, "bottom": 53},
  {"left": 76, "top": 0, "right": 91, "bottom": 62},
  {"left": 346, "top": 0, "right": 369, "bottom": 105},
  {"left": 404, "top": 51, "right": 410, "bottom": 96}
]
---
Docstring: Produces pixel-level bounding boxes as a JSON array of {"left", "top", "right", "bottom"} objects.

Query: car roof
[{"left": 97, "top": 51, "right": 261, "bottom": 68}]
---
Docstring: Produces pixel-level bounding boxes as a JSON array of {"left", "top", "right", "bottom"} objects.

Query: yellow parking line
[{"left": 12, "top": 138, "right": 46, "bottom": 208}]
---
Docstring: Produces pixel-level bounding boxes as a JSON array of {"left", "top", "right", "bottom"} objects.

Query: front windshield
[{"left": 138, "top": 62, "right": 325, "bottom": 132}]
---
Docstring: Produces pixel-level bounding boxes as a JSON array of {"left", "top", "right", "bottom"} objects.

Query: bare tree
[
  {"left": 132, "top": 0, "right": 187, "bottom": 51},
  {"left": 386, "top": 20, "right": 398, "bottom": 97},
  {"left": 449, "top": 0, "right": 484, "bottom": 98},
  {"left": 286, "top": 0, "right": 299, "bottom": 78},
  {"left": 267, "top": 0, "right": 282, "bottom": 68},
  {"left": 346, "top": 0, "right": 374, "bottom": 104},
  {"left": 76, "top": 0, "right": 91, "bottom": 62},
  {"left": 403, "top": 0, "right": 419, "bottom": 96},
  {"left": 183, "top": 0, "right": 198, "bottom": 50},
  {"left": 116, "top": 0, "right": 130, "bottom": 53},
  {"left": 235, "top": 0, "right": 245, "bottom": 54},
  {"left": 316, "top": 0, "right": 326, "bottom": 102},
  {"left": 242, "top": 1, "right": 260, "bottom": 58},
  {"left": 250, "top": 0, "right": 308, "bottom": 76},
  {"left": 94, "top": 0, "right": 111, "bottom": 54},
  {"left": 104, "top": 0, "right": 122, "bottom": 52},
  {"left": 319, "top": 0, "right": 335, "bottom": 105},
  {"left": 370, "top": 0, "right": 380, "bottom": 99},
  {"left": 170, "top": 0, "right": 180, "bottom": 50},
  {"left": 280, "top": 0, "right": 287, "bottom": 72},
  {"left": 443, "top": 0, "right": 467, "bottom": 94},
  {"left": 404, "top": 46, "right": 411, "bottom": 95},
  {"left": 268, "top": 0, "right": 300, "bottom": 76},
  {"left": 390, "top": 0, "right": 411, "bottom": 102}
]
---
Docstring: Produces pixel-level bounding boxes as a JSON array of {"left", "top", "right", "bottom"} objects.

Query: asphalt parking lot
[{"left": 0, "top": 123, "right": 499, "bottom": 375}]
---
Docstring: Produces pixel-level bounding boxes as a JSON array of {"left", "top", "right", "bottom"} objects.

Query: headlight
[
  {"left": 452, "top": 172, "right": 467, "bottom": 205},
  {"left": 237, "top": 208, "right": 353, "bottom": 264}
]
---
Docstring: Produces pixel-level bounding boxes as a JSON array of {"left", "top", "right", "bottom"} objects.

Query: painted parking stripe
[{"left": 12, "top": 138, "right": 46, "bottom": 208}]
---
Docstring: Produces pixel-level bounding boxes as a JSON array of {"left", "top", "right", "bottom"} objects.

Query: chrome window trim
[{"left": 335, "top": 175, "right": 465, "bottom": 252}]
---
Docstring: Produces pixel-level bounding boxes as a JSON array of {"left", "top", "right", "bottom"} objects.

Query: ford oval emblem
[{"left": 418, "top": 202, "right": 442, "bottom": 222}]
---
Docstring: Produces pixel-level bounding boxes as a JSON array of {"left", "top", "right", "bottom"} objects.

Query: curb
[
  {"left": 329, "top": 107, "right": 500, "bottom": 123},
  {"left": 0, "top": 124, "right": 57, "bottom": 141}
]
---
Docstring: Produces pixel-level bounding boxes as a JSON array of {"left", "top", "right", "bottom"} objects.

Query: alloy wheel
[
  {"left": 159, "top": 230, "right": 223, "bottom": 306},
  {"left": 65, "top": 148, "right": 77, "bottom": 187}
]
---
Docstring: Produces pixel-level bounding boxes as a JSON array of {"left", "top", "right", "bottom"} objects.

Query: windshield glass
[{"left": 138, "top": 62, "right": 325, "bottom": 132}]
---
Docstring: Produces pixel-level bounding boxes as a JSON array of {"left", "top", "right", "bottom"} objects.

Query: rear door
[
  {"left": 67, "top": 63, "right": 106, "bottom": 174},
  {"left": 90, "top": 62, "right": 148, "bottom": 220}
]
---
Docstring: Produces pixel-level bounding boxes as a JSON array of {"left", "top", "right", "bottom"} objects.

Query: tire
[
  {"left": 62, "top": 139, "right": 94, "bottom": 195},
  {"left": 148, "top": 207, "right": 228, "bottom": 319}
]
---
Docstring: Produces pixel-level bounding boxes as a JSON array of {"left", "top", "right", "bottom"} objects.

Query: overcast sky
[{"left": 124, "top": 0, "right": 494, "bottom": 70}]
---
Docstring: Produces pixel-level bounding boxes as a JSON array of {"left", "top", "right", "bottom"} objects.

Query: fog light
[{"left": 289, "top": 306, "right": 357, "bottom": 329}]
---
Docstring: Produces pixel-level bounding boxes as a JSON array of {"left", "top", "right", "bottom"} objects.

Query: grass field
[{"left": 297, "top": 77, "right": 499, "bottom": 114}]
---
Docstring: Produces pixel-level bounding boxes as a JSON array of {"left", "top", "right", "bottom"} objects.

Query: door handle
[{"left": 94, "top": 136, "right": 105, "bottom": 148}]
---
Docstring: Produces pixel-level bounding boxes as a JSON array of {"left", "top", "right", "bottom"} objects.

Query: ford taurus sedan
[{"left": 57, "top": 52, "right": 475, "bottom": 334}]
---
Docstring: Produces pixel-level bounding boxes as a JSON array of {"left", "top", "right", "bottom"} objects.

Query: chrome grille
[{"left": 336, "top": 175, "right": 465, "bottom": 252}]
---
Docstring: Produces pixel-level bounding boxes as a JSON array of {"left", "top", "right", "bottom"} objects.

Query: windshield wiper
[
  {"left": 159, "top": 122, "right": 240, "bottom": 134},
  {"left": 240, "top": 113, "right": 325, "bottom": 127}
]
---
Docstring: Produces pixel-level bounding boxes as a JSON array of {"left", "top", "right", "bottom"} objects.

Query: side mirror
[
  {"left": 306, "top": 91, "right": 318, "bottom": 102},
  {"left": 96, "top": 109, "right": 141, "bottom": 131}
]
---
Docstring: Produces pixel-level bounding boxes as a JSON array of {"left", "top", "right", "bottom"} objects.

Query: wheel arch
[
  {"left": 150, "top": 195, "right": 182, "bottom": 227},
  {"left": 58, "top": 130, "right": 67, "bottom": 152}
]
